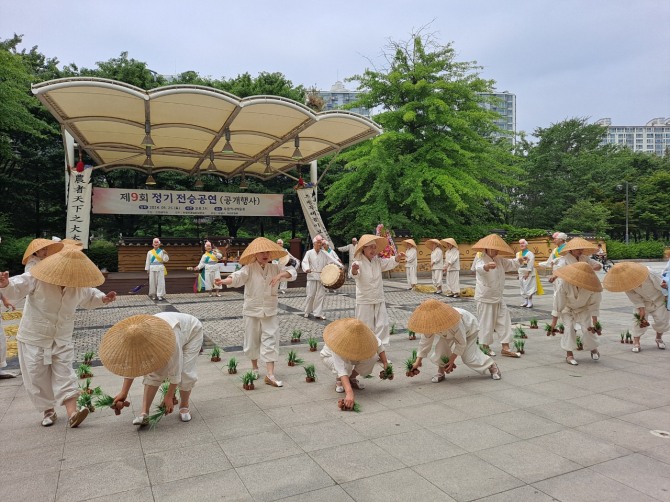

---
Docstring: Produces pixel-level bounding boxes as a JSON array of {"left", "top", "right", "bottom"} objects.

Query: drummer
[
  {"left": 302, "top": 235, "right": 343, "bottom": 320},
  {"left": 352, "top": 234, "right": 405, "bottom": 350}
]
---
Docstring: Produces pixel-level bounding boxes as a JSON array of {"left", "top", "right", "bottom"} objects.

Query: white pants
[
  {"left": 203, "top": 264, "right": 222, "bottom": 292},
  {"left": 18, "top": 340, "right": 79, "bottom": 411},
  {"left": 304, "top": 280, "right": 326, "bottom": 316},
  {"left": 519, "top": 271, "right": 537, "bottom": 300},
  {"left": 321, "top": 354, "right": 377, "bottom": 379},
  {"left": 148, "top": 265, "right": 166, "bottom": 298},
  {"left": 243, "top": 315, "right": 279, "bottom": 362},
  {"left": 0, "top": 323, "right": 7, "bottom": 368},
  {"left": 279, "top": 280, "right": 288, "bottom": 292},
  {"left": 476, "top": 301, "right": 513, "bottom": 345},
  {"left": 632, "top": 304, "right": 670, "bottom": 337},
  {"left": 406, "top": 266, "right": 417, "bottom": 287},
  {"left": 444, "top": 270, "right": 460, "bottom": 294},
  {"left": 356, "top": 302, "right": 390, "bottom": 348},
  {"left": 559, "top": 310, "right": 599, "bottom": 352},
  {"left": 143, "top": 326, "right": 203, "bottom": 391},
  {"left": 432, "top": 269, "right": 443, "bottom": 291},
  {"left": 428, "top": 332, "right": 494, "bottom": 375}
]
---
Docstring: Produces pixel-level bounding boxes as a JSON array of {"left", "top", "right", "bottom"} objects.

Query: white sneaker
[
  {"left": 304, "top": 313, "right": 309, "bottom": 318},
  {"left": 132, "top": 414, "right": 149, "bottom": 426},
  {"left": 335, "top": 385, "right": 344, "bottom": 393},
  {"left": 179, "top": 408, "right": 192, "bottom": 422}
]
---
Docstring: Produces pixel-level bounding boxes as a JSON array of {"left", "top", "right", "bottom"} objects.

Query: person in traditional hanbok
[
  {"left": 351, "top": 234, "right": 405, "bottom": 350},
  {"left": 145, "top": 237, "right": 169, "bottom": 301},
  {"left": 517, "top": 239, "right": 537, "bottom": 308},
  {"left": 301, "top": 235, "right": 342, "bottom": 319},
  {"left": 22, "top": 238, "right": 63, "bottom": 272},
  {"left": 188, "top": 240, "right": 223, "bottom": 296},
  {"left": 407, "top": 299, "right": 501, "bottom": 382},
  {"left": 0, "top": 247, "right": 117, "bottom": 427},
  {"left": 441, "top": 238, "right": 461, "bottom": 298},
  {"left": 216, "top": 237, "right": 297, "bottom": 387},
  {"left": 275, "top": 239, "right": 297, "bottom": 294},
  {"left": 604, "top": 262, "right": 667, "bottom": 353},
  {"left": 553, "top": 262, "right": 602, "bottom": 365},
  {"left": 402, "top": 239, "right": 418, "bottom": 290},
  {"left": 338, "top": 237, "right": 359, "bottom": 279},
  {"left": 427, "top": 239, "right": 444, "bottom": 294},
  {"left": 103, "top": 312, "right": 203, "bottom": 424},
  {"left": 472, "top": 234, "right": 523, "bottom": 358}
]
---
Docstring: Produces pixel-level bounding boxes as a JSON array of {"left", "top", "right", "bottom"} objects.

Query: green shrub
[
  {"left": 0, "top": 235, "right": 33, "bottom": 275},
  {"left": 606, "top": 240, "right": 666, "bottom": 260},
  {"left": 86, "top": 239, "right": 118, "bottom": 271}
]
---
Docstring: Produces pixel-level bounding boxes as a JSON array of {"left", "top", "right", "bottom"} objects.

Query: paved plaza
[{"left": 1, "top": 264, "right": 670, "bottom": 502}]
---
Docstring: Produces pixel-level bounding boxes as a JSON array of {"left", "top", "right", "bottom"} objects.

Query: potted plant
[
  {"left": 513, "top": 339, "right": 523, "bottom": 354},
  {"left": 514, "top": 326, "right": 527, "bottom": 339},
  {"left": 287, "top": 350, "right": 303, "bottom": 367},
  {"left": 308, "top": 336, "right": 318, "bottom": 352},
  {"left": 304, "top": 364, "right": 317, "bottom": 383},
  {"left": 478, "top": 343, "right": 491, "bottom": 355},
  {"left": 79, "top": 378, "right": 102, "bottom": 396},
  {"left": 620, "top": 332, "right": 626, "bottom": 344},
  {"left": 210, "top": 345, "right": 222, "bottom": 362},
  {"left": 625, "top": 331, "right": 633, "bottom": 344},
  {"left": 593, "top": 321, "right": 603, "bottom": 336},
  {"left": 390, "top": 323, "right": 396, "bottom": 335},
  {"left": 557, "top": 323, "right": 565, "bottom": 334},
  {"left": 76, "top": 363, "right": 93, "bottom": 379},
  {"left": 379, "top": 363, "right": 394, "bottom": 380},
  {"left": 440, "top": 355, "right": 457, "bottom": 373},
  {"left": 227, "top": 357, "right": 238, "bottom": 374},
  {"left": 576, "top": 336, "right": 584, "bottom": 350},
  {"left": 633, "top": 312, "right": 650, "bottom": 328},
  {"left": 94, "top": 393, "right": 130, "bottom": 415},
  {"left": 241, "top": 370, "right": 257, "bottom": 390},
  {"left": 405, "top": 353, "right": 420, "bottom": 377},
  {"left": 337, "top": 399, "right": 361, "bottom": 412},
  {"left": 82, "top": 351, "right": 95, "bottom": 365},
  {"left": 519, "top": 339, "right": 526, "bottom": 354},
  {"left": 544, "top": 323, "right": 554, "bottom": 337},
  {"left": 291, "top": 329, "right": 302, "bottom": 344},
  {"left": 408, "top": 329, "right": 417, "bottom": 341},
  {"left": 77, "top": 392, "right": 96, "bottom": 413},
  {"left": 529, "top": 318, "right": 538, "bottom": 329}
]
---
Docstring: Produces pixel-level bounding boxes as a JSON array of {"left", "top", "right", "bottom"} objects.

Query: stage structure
[{"left": 32, "top": 78, "right": 382, "bottom": 245}]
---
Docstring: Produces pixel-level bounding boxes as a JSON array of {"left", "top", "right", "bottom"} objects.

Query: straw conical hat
[
  {"left": 441, "top": 238, "right": 458, "bottom": 249},
  {"left": 323, "top": 318, "right": 378, "bottom": 361},
  {"left": 30, "top": 246, "right": 104, "bottom": 287},
  {"left": 408, "top": 299, "right": 462, "bottom": 335},
  {"left": 559, "top": 237, "right": 598, "bottom": 256},
  {"left": 61, "top": 238, "right": 84, "bottom": 248},
  {"left": 354, "top": 234, "right": 388, "bottom": 256},
  {"left": 21, "top": 238, "right": 64, "bottom": 265},
  {"left": 99, "top": 315, "right": 177, "bottom": 377},
  {"left": 239, "top": 237, "right": 287, "bottom": 265},
  {"left": 602, "top": 262, "right": 649, "bottom": 292},
  {"left": 426, "top": 239, "right": 443, "bottom": 248},
  {"left": 471, "top": 234, "right": 514, "bottom": 255},
  {"left": 402, "top": 239, "right": 417, "bottom": 248},
  {"left": 553, "top": 262, "right": 602, "bottom": 292}
]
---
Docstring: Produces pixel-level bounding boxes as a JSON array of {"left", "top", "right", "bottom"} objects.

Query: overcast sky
[{"left": 3, "top": 0, "right": 669, "bottom": 137}]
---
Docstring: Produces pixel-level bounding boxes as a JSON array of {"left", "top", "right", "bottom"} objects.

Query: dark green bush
[
  {"left": 86, "top": 239, "right": 118, "bottom": 272},
  {"left": 0, "top": 236, "right": 33, "bottom": 275},
  {"left": 606, "top": 240, "right": 666, "bottom": 260}
]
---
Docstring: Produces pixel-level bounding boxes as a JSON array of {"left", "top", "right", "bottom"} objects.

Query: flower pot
[
  {"left": 288, "top": 361, "right": 295, "bottom": 367},
  {"left": 211, "top": 356, "right": 221, "bottom": 362},
  {"left": 309, "top": 347, "right": 317, "bottom": 352},
  {"left": 291, "top": 339, "right": 299, "bottom": 344},
  {"left": 228, "top": 368, "right": 237, "bottom": 374},
  {"left": 305, "top": 377, "right": 315, "bottom": 383}
]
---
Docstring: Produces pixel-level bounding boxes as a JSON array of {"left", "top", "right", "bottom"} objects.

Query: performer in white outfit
[
  {"left": 538, "top": 232, "right": 568, "bottom": 270},
  {"left": 189, "top": 241, "right": 222, "bottom": 296},
  {"left": 408, "top": 299, "right": 500, "bottom": 382},
  {"left": 0, "top": 247, "right": 117, "bottom": 427},
  {"left": 103, "top": 312, "right": 203, "bottom": 424},
  {"left": 22, "top": 238, "right": 63, "bottom": 272},
  {"left": 275, "top": 239, "right": 297, "bottom": 294},
  {"left": 302, "top": 235, "right": 342, "bottom": 319},
  {"left": 553, "top": 262, "right": 602, "bottom": 365},
  {"left": 145, "top": 238, "right": 169, "bottom": 301},
  {"left": 441, "top": 238, "right": 461, "bottom": 297},
  {"left": 351, "top": 234, "right": 405, "bottom": 349},
  {"left": 427, "top": 239, "right": 444, "bottom": 294},
  {"left": 517, "top": 239, "right": 537, "bottom": 307},
  {"left": 603, "top": 262, "right": 668, "bottom": 353},
  {"left": 216, "top": 237, "right": 296, "bottom": 387},
  {"left": 338, "top": 237, "right": 359, "bottom": 279},
  {"left": 472, "top": 234, "right": 523, "bottom": 358},
  {"left": 402, "top": 239, "right": 418, "bottom": 290},
  {"left": 320, "top": 317, "right": 389, "bottom": 405}
]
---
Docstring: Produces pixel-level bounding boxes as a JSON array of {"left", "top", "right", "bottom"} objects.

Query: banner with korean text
[
  {"left": 92, "top": 188, "right": 284, "bottom": 217},
  {"left": 296, "top": 187, "right": 333, "bottom": 245},
  {"left": 66, "top": 169, "right": 92, "bottom": 247}
]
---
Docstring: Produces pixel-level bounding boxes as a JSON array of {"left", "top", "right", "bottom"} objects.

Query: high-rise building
[
  {"left": 478, "top": 91, "right": 517, "bottom": 142},
  {"left": 318, "top": 81, "right": 370, "bottom": 117},
  {"left": 596, "top": 118, "right": 670, "bottom": 156}
]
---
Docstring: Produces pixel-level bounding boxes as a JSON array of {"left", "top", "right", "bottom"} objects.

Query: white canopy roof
[{"left": 32, "top": 77, "right": 382, "bottom": 180}]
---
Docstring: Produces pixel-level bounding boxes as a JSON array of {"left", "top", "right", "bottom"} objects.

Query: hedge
[{"left": 606, "top": 240, "right": 666, "bottom": 260}]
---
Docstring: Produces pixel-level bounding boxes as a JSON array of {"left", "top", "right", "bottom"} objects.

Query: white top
[
  {"left": 517, "top": 250, "right": 535, "bottom": 277},
  {"left": 195, "top": 250, "right": 222, "bottom": 270},
  {"left": 555, "top": 253, "right": 601, "bottom": 271},
  {"left": 444, "top": 247, "right": 460, "bottom": 272},
  {"left": 474, "top": 253, "right": 520, "bottom": 303},
  {"left": 404, "top": 247, "right": 417, "bottom": 267},
  {"left": 228, "top": 262, "right": 297, "bottom": 317},
  {"left": 24, "top": 256, "right": 41, "bottom": 273},
  {"left": 626, "top": 273, "right": 666, "bottom": 310},
  {"left": 556, "top": 281, "right": 601, "bottom": 317},
  {"left": 154, "top": 312, "right": 203, "bottom": 384},
  {"left": 431, "top": 248, "right": 444, "bottom": 270},
  {"left": 320, "top": 344, "right": 379, "bottom": 378},
  {"left": 337, "top": 243, "right": 358, "bottom": 265},
  {"left": 1, "top": 272, "right": 106, "bottom": 348},
  {"left": 145, "top": 248, "right": 169, "bottom": 270},
  {"left": 417, "top": 307, "right": 477, "bottom": 357},
  {"left": 301, "top": 248, "right": 341, "bottom": 281},
  {"left": 352, "top": 255, "right": 398, "bottom": 304}
]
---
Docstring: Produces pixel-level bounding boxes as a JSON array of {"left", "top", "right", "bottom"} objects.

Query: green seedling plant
[
  {"left": 379, "top": 363, "right": 394, "bottom": 380},
  {"left": 77, "top": 392, "right": 95, "bottom": 413},
  {"left": 576, "top": 336, "right": 583, "bottom": 350},
  {"left": 308, "top": 336, "right": 318, "bottom": 351},
  {"left": 337, "top": 399, "right": 361, "bottom": 412},
  {"left": 210, "top": 345, "right": 221, "bottom": 362},
  {"left": 557, "top": 323, "right": 565, "bottom": 333},
  {"left": 514, "top": 326, "right": 527, "bottom": 339},
  {"left": 633, "top": 312, "right": 649, "bottom": 328},
  {"left": 287, "top": 350, "right": 304, "bottom": 366},
  {"left": 76, "top": 363, "right": 93, "bottom": 379},
  {"left": 304, "top": 364, "right": 317, "bottom": 382},
  {"left": 390, "top": 323, "right": 396, "bottom": 335},
  {"left": 241, "top": 370, "right": 257, "bottom": 390},
  {"left": 529, "top": 318, "right": 538, "bottom": 329},
  {"left": 408, "top": 329, "right": 417, "bottom": 340},
  {"left": 227, "top": 356, "right": 238, "bottom": 374},
  {"left": 593, "top": 320, "right": 603, "bottom": 335},
  {"left": 82, "top": 351, "right": 95, "bottom": 365},
  {"left": 291, "top": 329, "right": 302, "bottom": 343}
]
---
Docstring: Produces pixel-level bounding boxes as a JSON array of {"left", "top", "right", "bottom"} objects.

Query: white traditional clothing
[
  {"left": 473, "top": 252, "right": 520, "bottom": 345},
  {"left": 320, "top": 344, "right": 378, "bottom": 379},
  {"left": 404, "top": 247, "right": 418, "bottom": 288},
  {"left": 417, "top": 308, "right": 494, "bottom": 374},
  {"left": 302, "top": 248, "right": 341, "bottom": 317},
  {"left": 0, "top": 294, "right": 9, "bottom": 370},
  {"left": 556, "top": 281, "right": 601, "bottom": 352},
  {"left": 337, "top": 243, "right": 358, "bottom": 278},
  {"left": 275, "top": 251, "right": 297, "bottom": 292},
  {"left": 552, "top": 253, "right": 602, "bottom": 318},
  {"left": 352, "top": 255, "right": 399, "bottom": 349},
  {"left": 517, "top": 249, "right": 537, "bottom": 301},
  {"left": 142, "top": 312, "right": 203, "bottom": 391},
  {"left": 431, "top": 247, "right": 444, "bottom": 292},
  {"left": 625, "top": 273, "right": 670, "bottom": 338},
  {"left": 1, "top": 273, "right": 107, "bottom": 411},
  {"left": 145, "top": 247, "right": 169, "bottom": 299},
  {"left": 443, "top": 247, "right": 460, "bottom": 295},
  {"left": 194, "top": 250, "right": 222, "bottom": 292},
  {"left": 227, "top": 262, "right": 297, "bottom": 362},
  {"left": 24, "top": 256, "right": 41, "bottom": 273},
  {"left": 538, "top": 243, "right": 566, "bottom": 269}
]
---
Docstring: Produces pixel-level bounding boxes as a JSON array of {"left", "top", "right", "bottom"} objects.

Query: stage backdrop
[{"left": 92, "top": 188, "right": 284, "bottom": 217}]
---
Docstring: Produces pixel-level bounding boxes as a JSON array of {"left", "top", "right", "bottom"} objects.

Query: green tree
[
  {"left": 322, "top": 31, "right": 518, "bottom": 239},
  {"left": 557, "top": 199, "right": 611, "bottom": 234}
]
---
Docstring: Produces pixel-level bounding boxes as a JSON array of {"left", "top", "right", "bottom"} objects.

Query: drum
[{"left": 320, "top": 263, "right": 346, "bottom": 290}]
